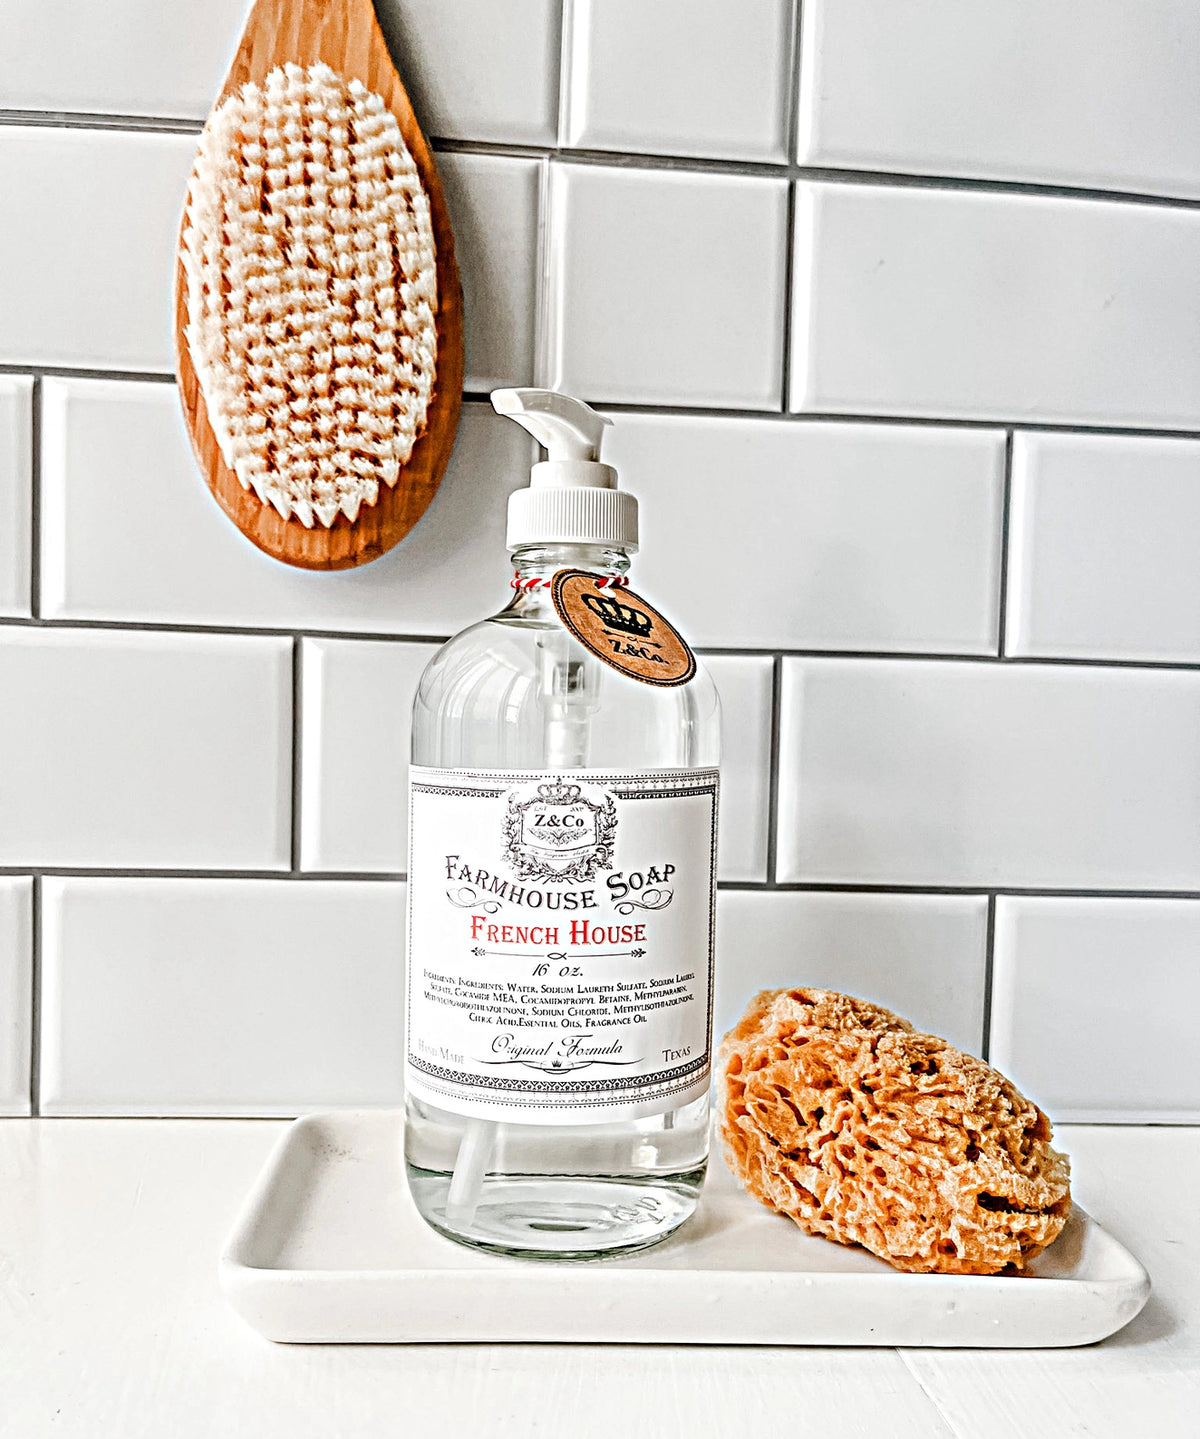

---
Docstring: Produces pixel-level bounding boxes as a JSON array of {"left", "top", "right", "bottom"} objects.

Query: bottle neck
[
  {"left": 504, "top": 544, "right": 632, "bottom": 622},
  {"left": 510, "top": 543, "right": 632, "bottom": 584}
]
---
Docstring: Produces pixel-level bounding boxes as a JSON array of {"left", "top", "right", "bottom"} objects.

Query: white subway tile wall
[
  {"left": 0, "top": 880, "right": 33, "bottom": 1116},
  {"left": 40, "top": 384, "right": 532, "bottom": 633},
  {"left": 543, "top": 164, "right": 789, "bottom": 408},
  {"left": 436, "top": 153, "right": 543, "bottom": 392},
  {"left": 797, "top": 0, "right": 1200, "bottom": 200},
  {"left": 374, "top": 0, "right": 562, "bottom": 145},
  {"left": 790, "top": 181, "right": 1200, "bottom": 428},
  {"left": 776, "top": 658, "right": 1200, "bottom": 890},
  {"left": 715, "top": 891, "right": 989, "bottom": 1056},
  {"left": 0, "top": 378, "right": 32, "bottom": 619},
  {"left": 560, "top": 0, "right": 795, "bottom": 163},
  {"left": 39, "top": 878, "right": 406, "bottom": 1115},
  {"left": 0, "top": 628, "right": 292, "bottom": 869},
  {"left": 702, "top": 656, "right": 774, "bottom": 883},
  {"left": 0, "top": 0, "right": 247, "bottom": 119},
  {"left": 608, "top": 413, "right": 1006, "bottom": 652},
  {"left": 991, "top": 897, "right": 1200, "bottom": 1122},
  {"left": 0, "top": 126, "right": 193, "bottom": 371},
  {"left": 3, "top": 2, "right": 1198, "bottom": 1118},
  {"left": 299, "top": 638, "right": 435, "bottom": 873},
  {"left": 1006, "top": 432, "right": 1200, "bottom": 664}
]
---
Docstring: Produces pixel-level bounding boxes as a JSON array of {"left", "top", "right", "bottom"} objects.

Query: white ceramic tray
[{"left": 221, "top": 1110, "right": 1150, "bottom": 1346}]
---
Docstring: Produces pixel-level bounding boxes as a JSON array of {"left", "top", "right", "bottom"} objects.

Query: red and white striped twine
[{"left": 511, "top": 573, "right": 630, "bottom": 592}]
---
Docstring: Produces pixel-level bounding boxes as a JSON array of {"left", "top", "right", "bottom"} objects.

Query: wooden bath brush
[{"left": 174, "top": 0, "right": 463, "bottom": 570}]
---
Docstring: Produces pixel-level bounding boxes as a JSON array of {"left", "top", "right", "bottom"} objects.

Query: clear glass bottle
[{"left": 404, "top": 392, "right": 720, "bottom": 1260}]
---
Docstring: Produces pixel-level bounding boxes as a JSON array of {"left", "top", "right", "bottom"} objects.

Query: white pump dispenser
[{"left": 491, "top": 387, "right": 639, "bottom": 552}]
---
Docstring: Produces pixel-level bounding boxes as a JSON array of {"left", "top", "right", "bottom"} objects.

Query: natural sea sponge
[{"left": 718, "top": 988, "right": 1071, "bottom": 1275}]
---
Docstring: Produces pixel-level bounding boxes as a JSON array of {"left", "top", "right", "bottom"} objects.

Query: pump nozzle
[
  {"left": 492, "top": 386, "right": 638, "bottom": 552},
  {"left": 491, "top": 388, "right": 611, "bottom": 463}
]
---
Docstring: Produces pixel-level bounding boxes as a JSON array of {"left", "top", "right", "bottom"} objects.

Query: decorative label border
[
  {"left": 408, "top": 1052, "right": 707, "bottom": 1094},
  {"left": 406, "top": 766, "right": 719, "bottom": 1108}
]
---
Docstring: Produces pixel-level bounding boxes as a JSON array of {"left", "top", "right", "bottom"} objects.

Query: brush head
[{"left": 181, "top": 61, "right": 438, "bottom": 529}]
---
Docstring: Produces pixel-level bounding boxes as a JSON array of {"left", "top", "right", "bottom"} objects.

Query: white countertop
[{"left": 1, "top": 1120, "right": 1197, "bottom": 1439}]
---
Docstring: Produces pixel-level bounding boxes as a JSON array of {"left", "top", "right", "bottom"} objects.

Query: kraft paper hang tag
[{"left": 550, "top": 569, "right": 697, "bottom": 687}]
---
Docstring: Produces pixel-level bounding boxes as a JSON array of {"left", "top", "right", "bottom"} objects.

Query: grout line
[
  {"left": 2, "top": 870, "right": 1195, "bottom": 898},
  {"left": 700, "top": 642, "right": 1200, "bottom": 674},
  {"left": 778, "top": 180, "right": 797, "bottom": 413},
  {"left": 477, "top": 392, "right": 1200, "bottom": 443},
  {"left": 28, "top": 376, "right": 41, "bottom": 620},
  {"left": 787, "top": 0, "right": 804, "bottom": 165},
  {"left": 431, "top": 132, "right": 1200, "bottom": 214},
  {"left": 0, "top": 363, "right": 176, "bottom": 384},
  {"left": 714, "top": 880, "right": 1200, "bottom": 899},
  {"left": 0, "top": 614, "right": 449, "bottom": 646},
  {"left": 29, "top": 875, "right": 41, "bottom": 1117},
  {"left": 1, "top": 615, "right": 1198, "bottom": 674},
  {"left": 10, "top": 357, "right": 1200, "bottom": 447},
  {"left": 28, "top": 1113, "right": 314, "bottom": 1123},
  {"left": 290, "top": 638, "right": 303, "bottom": 874},
  {"left": 0, "top": 868, "right": 406, "bottom": 882},
  {"left": 765, "top": 656, "right": 784, "bottom": 884},
  {"left": 440, "top": 138, "right": 797, "bottom": 176},
  {"left": 6, "top": 104, "right": 1200, "bottom": 215},
  {"left": 0, "top": 108, "right": 202, "bottom": 134},
  {"left": 28, "top": 1114, "right": 302, "bottom": 1123},
  {"left": 981, "top": 894, "right": 996, "bottom": 1061},
  {"left": 552, "top": 0, "right": 569, "bottom": 148},
  {"left": 531, "top": 137, "right": 554, "bottom": 388},
  {"left": 996, "top": 431, "right": 1014, "bottom": 658},
  {"left": 3, "top": 365, "right": 1198, "bottom": 444},
  {"left": 775, "top": 0, "right": 802, "bottom": 412},
  {"left": 784, "top": 164, "right": 1200, "bottom": 214},
  {"left": 433, "top": 137, "right": 553, "bottom": 163},
  {"left": 1019, "top": 1118, "right": 1200, "bottom": 1128}
]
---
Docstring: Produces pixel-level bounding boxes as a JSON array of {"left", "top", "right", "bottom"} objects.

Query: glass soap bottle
[{"left": 404, "top": 388, "right": 720, "bottom": 1259}]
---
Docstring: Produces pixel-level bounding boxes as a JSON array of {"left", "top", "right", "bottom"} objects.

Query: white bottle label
[{"left": 406, "top": 766, "right": 719, "bottom": 1125}]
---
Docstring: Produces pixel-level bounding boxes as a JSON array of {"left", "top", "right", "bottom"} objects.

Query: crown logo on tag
[
  {"left": 580, "top": 592, "right": 653, "bottom": 637},
  {"left": 551, "top": 568, "right": 697, "bottom": 688},
  {"left": 536, "top": 780, "right": 583, "bottom": 805}
]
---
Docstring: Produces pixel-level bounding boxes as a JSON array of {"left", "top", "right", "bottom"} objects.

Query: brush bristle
[{"left": 181, "top": 61, "right": 438, "bottom": 529}]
